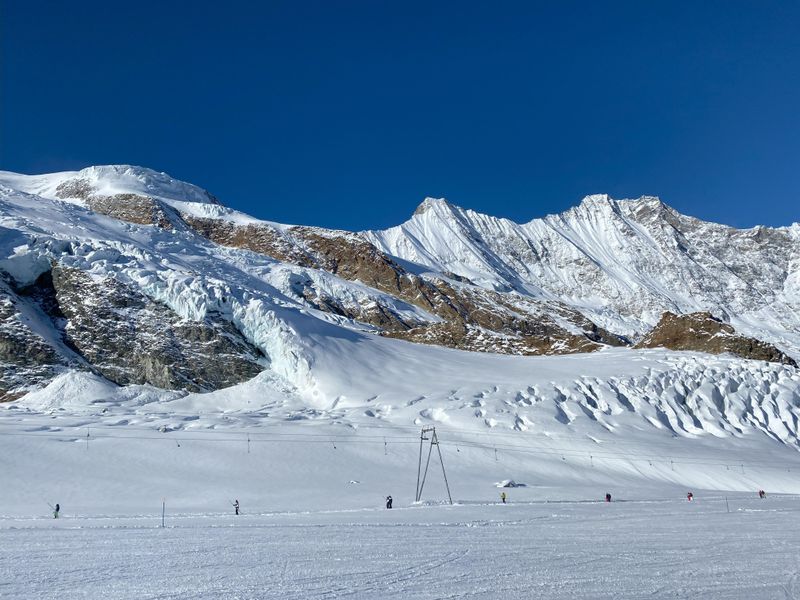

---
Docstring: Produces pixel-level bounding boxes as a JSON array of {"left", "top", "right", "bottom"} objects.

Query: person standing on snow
[
  {"left": 54, "top": 503, "right": 60, "bottom": 519},
  {"left": 233, "top": 499, "right": 240, "bottom": 515},
  {"left": 687, "top": 492, "right": 693, "bottom": 501},
  {"left": 385, "top": 496, "right": 393, "bottom": 509},
  {"left": 500, "top": 492, "right": 507, "bottom": 504},
  {"left": 605, "top": 493, "right": 612, "bottom": 503}
]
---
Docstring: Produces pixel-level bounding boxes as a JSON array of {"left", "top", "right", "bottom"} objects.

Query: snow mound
[
  {"left": 18, "top": 371, "right": 119, "bottom": 412},
  {"left": 495, "top": 480, "right": 527, "bottom": 488}
]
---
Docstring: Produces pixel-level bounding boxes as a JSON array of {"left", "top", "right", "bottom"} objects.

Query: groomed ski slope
[{"left": 2, "top": 497, "right": 800, "bottom": 599}]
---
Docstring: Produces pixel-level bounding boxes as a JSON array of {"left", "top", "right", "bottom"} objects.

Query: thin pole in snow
[
  {"left": 161, "top": 498, "right": 165, "bottom": 528},
  {"left": 415, "top": 429, "right": 426, "bottom": 501},
  {"left": 725, "top": 496, "right": 730, "bottom": 513},
  {"left": 434, "top": 430, "right": 453, "bottom": 505},
  {"left": 418, "top": 433, "right": 435, "bottom": 499},
  {"left": 85, "top": 428, "right": 90, "bottom": 451},
  {"left": 384, "top": 437, "right": 387, "bottom": 456},
  {"left": 247, "top": 434, "right": 250, "bottom": 454}
]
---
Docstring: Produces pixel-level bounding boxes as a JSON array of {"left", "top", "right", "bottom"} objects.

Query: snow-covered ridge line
[
  {"left": 365, "top": 195, "right": 800, "bottom": 356},
  {"left": 0, "top": 165, "right": 219, "bottom": 207}
]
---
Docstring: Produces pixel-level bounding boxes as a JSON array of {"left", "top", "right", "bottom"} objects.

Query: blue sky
[{"left": 2, "top": 1, "right": 798, "bottom": 230}]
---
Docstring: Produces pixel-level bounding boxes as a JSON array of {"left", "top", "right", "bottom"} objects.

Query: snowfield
[
  {"left": 4, "top": 358, "right": 800, "bottom": 598},
  {"left": 3, "top": 498, "right": 800, "bottom": 599}
]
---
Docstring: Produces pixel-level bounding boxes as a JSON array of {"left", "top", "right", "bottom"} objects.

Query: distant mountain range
[{"left": 0, "top": 165, "right": 797, "bottom": 400}]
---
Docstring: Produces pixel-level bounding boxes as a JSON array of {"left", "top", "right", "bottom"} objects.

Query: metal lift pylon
[{"left": 414, "top": 426, "right": 453, "bottom": 504}]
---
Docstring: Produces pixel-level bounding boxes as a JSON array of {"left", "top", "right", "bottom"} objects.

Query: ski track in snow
[{"left": 2, "top": 499, "right": 800, "bottom": 599}]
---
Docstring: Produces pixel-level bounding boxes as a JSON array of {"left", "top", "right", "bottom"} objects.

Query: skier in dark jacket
[
  {"left": 54, "top": 503, "right": 60, "bottom": 519},
  {"left": 605, "top": 493, "right": 612, "bottom": 502},
  {"left": 385, "top": 496, "right": 393, "bottom": 509},
  {"left": 233, "top": 499, "right": 240, "bottom": 515}
]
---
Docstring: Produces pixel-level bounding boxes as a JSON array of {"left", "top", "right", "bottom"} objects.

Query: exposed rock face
[
  {"left": 85, "top": 194, "right": 178, "bottom": 228},
  {"left": 0, "top": 263, "right": 266, "bottom": 398},
  {"left": 0, "top": 279, "right": 65, "bottom": 401},
  {"left": 45, "top": 266, "right": 265, "bottom": 391},
  {"left": 635, "top": 312, "right": 796, "bottom": 366},
  {"left": 55, "top": 179, "right": 181, "bottom": 228},
  {"left": 385, "top": 282, "right": 624, "bottom": 354}
]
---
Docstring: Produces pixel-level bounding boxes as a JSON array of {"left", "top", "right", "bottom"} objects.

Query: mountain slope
[{"left": 365, "top": 196, "right": 800, "bottom": 355}]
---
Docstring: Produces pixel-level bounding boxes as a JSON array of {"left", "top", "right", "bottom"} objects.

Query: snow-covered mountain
[
  {"left": 1, "top": 165, "right": 797, "bottom": 399},
  {"left": 365, "top": 196, "right": 800, "bottom": 354},
  {"left": 4, "top": 164, "right": 800, "bottom": 508}
]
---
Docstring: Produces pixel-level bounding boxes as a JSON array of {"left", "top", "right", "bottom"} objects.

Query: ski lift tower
[{"left": 414, "top": 426, "right": 453, "bottom": 505}]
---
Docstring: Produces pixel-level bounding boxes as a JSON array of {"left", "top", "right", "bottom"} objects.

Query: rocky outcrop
[
  {"left": 85, "top": 194, "right": 178, "bottom": 228},
  {"left": 55, "top": 179, "right": 181, "bottom": 228},
  {"left": 386, "top": 282, "right": 624, "bottom": 354},
  {"left": 43, "top": 266, "right": 265, "bottom": 391},
  {"left": 0, "top": 265, "right": 266, "bottom": 398},
  {"left": 0, "top": 280, "right": 66, "bottom": 401},
  {"left": 635, "top": 312, "right": 796, "bottom": 366}
]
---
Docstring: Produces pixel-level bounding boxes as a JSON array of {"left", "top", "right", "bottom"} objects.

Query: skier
[
  {"left": 500, "top": 491, "right": 507, "bottom": 504},
  {"left": 605, "top": 493, "right": 612, "bottom": 503},
  {"left": 54, "top": 503, "right": 60, "bottom": 519},
  {"left": 385, "top": 495, "right": 393, "bottom": 509},
  {"left": 687, "top": 492, "right": 693, "bottom": 501},
  {"left": 758, "top": 489, "right": 766, "bottom": 499},
  {"left": 233, "top": 499, "right": 240, "bottom": 515}
]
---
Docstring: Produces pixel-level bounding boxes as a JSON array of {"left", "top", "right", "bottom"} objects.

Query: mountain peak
[
  {"left": 70, "top": 165, "right": 220, "bottom": 205},
  {"left": 0, "top": 164, "right": 221, "bottom": 207},
  {"left": 413, "top": 197, "right": 456, "bottom": 216},
  {"left": 579, "top": 193, "right": 613, "bottom": 206}
]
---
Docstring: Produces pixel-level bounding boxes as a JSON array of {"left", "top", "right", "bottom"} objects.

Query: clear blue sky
[{"left": 2, "top": 1, "right": 799, "bottom": 230}]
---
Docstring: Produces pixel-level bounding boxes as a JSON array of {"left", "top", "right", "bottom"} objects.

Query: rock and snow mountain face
[
  {"left": 0, "top": 166, "right": 797, "bottom": 402},
  {"left": 4, "top": 165, "right": 800, "bottom": 494},
  {"left": 365, "top": 196, "right": 800, "bottom": 355}
]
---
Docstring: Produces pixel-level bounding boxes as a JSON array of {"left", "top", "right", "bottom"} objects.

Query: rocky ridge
[{"left": 635, "top": 312, "right": 797, "bottom": 366}]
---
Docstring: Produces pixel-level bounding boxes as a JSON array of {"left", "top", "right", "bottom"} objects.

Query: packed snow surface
[{"left": 2, "top": 497, "right": 799, "bottom": 599}]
